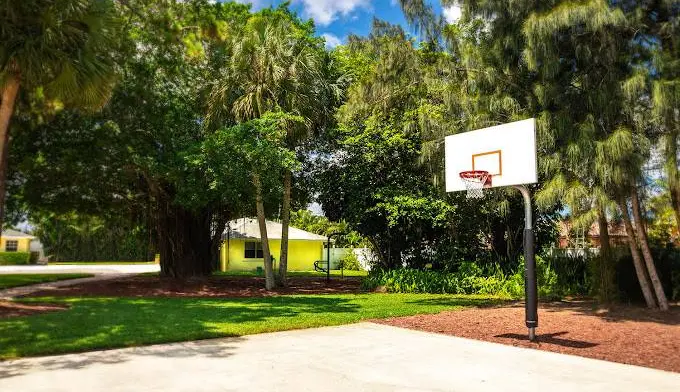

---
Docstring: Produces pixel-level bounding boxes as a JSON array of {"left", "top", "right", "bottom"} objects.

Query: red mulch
[
  {"left": 0, "top": 300, "right": 68, "bottom": 319},
  {"left": 24, "top": 275, "right": 364, "bottom": 298},
  {"left": 376, "top": 301, "right": 680, "bottom": 373}
]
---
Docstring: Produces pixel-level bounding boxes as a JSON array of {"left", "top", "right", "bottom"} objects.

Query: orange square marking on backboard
[{"left": 472, "top": 150, "right": 502, "bottom": 176}]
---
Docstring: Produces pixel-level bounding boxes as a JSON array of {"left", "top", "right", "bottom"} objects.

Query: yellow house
[
  {"left": 221, "top": 218, "right": 328, "bottom": 272},
  {"left": 1, "top": 229, "right": 35, "bottom": 253}
]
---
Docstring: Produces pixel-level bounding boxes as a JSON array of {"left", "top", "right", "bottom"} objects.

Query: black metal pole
[
  {"left": 326, "top": 236, "right": 331, "bottom": 282},
  {"left": 514, "top": 185, "right": 538, "bottom": 341}
]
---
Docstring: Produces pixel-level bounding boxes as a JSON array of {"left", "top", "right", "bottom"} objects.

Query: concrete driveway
[
  {"left": 0, "top": 264, "right": 160, "bottom": 299},
  {"left": 1, "top": 323, "right": 677, "bottom": 392},
  {"left": 0, "top": 264, "right": 160, "bottom": 275}
]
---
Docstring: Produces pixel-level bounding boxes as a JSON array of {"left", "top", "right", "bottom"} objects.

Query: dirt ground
[
  {"left": 0, "top": 301, "right": 68, "bottom": 319},
  {"left": 24, "top": 275, "right": 364, "bottom": 298},
  {"left": 376, "top": 301, "right": 680, "bottom": 373}
]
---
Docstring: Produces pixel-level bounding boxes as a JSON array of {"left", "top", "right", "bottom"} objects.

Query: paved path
[
  {"left": 0, "top": 264, "right": 159, "bottom": 299},
  {"left": 1, "top": 323, "right": 677, "bottom": 391},
  {"left": 0, "top": 274, "right": 129, "bottom": 299},
  {"left": 0, "top": 264, "right": 159, "bottom": 275}
]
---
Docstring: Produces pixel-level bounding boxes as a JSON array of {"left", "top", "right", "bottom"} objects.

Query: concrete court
[{"left": 1, "top": 323, "right": 678, "bottom": 392}]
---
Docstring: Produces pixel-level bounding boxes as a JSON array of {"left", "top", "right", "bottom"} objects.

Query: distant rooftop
[
  {"left": 223, "top": 218, "right": 328, "bottom": 241},
  {"left": 2, "top": 229, "right": 36, "bottom": 239}
]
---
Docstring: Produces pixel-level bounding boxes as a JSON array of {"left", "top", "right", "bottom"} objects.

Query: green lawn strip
[
  {"left": 51, "top": 261, "right": 155, "bottom": 265},
  {"left": 0, "top": 294, "right": 505, "bottom": 359},
  {"left": 214, "top": 270, "right": 368, "bottom": 277},
  {"left": 0, "top": 274, "right": 94, "bottom": 290}
]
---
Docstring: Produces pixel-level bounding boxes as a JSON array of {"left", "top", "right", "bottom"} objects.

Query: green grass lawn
[
  {"left": 0, "top": 274, "right": 93, "bottom": 290},
  {"left": 214, "top": 270, "right": 368, "bottom": 277},
  {"left": 0, "top": 294, "right": 504, "bottom": 359},
  {"left": 51, "top": 261, "right": 156, "bottom": 265}
]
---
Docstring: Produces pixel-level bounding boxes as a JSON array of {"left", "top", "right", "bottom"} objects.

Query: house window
[
  {"left": 244, "top": 242, "right": 264, "bottom": 259},
  {"left": 5, "top": 240, "right": 18, "bottom": 252}
]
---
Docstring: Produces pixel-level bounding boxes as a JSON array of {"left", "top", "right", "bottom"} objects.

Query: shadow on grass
[{"left": 494, "top": 331, "right": 598, "bottom": 349}]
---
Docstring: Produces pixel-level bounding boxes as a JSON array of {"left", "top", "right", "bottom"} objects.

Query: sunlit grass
[{"left": 0, "top": 294, "right": 504, "bottom": 359}]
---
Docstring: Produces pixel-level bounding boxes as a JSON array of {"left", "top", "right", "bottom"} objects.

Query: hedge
[{"left": 0, "top": 252, "right": 32, "bottom": 265}]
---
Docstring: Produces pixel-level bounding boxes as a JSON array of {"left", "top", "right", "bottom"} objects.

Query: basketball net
[{"left": 459, "top": 171, "right": 489, "bottom": 199}]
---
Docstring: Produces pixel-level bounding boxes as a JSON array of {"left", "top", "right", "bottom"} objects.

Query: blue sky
[{"left": 235, "top": 1, "right": 461, "bottom": 48}]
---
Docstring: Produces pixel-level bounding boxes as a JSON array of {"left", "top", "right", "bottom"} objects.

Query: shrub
[
  {"left": 338, "top": 251, "right": 363, "bottom": 271},
  {"left": 0, "top": 252, "right": 31, "bottom": 265},
  {"left": 361, "top": 267, "right": 514, "bottom": 297},
  {"left": 615, "top": 246, "right": 680, "bottom": 302},
  {"left": 361, "top": 256, "right": 575, "bottom": 299}
]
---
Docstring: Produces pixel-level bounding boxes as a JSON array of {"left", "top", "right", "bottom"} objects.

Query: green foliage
[
  {"left": 646, "top": 181, "right": 680, "bottom": 246},
  {"left": 587, "top": 253, "right": 619, "bottom": 302},
  {"left": 32, "top": 213, "right": 152, "bottom": 262},
  {"left": 0, "top": 0, "right": 120, "bottom": 108},
  {"left": 338, "top": 251, "right": 363, "bottom": 271},
  {"left": 614, "top": 246, "right": 680, "bottom": 302},
  {"left": 362, "top": 265, "right": 514, "bottom": 297},
  {"left": 362, "top": 256, "right": 581, "bottom": 299},
  {"left": 7, "top": 1, "right": 336, "bottom": 277},
  {"left": 289, "top": 210, "right": 366, "bottom": 248},
  {"left": 316, "top": 19, "right": 559, "bottom": 272},
  {"left": 0, "top": 252, "right": 31, "bottom": 265}
]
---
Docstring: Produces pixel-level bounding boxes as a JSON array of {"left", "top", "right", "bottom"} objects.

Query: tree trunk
[
  {"left": 631, "top": 188, "right": 670, "bottom": 310},
  {"left": 156, "top": 197, "right": 213, "bottom": 278},
  {"left": 0, "top": 74, "right": 21, "bottom": 241},
  {"left": 596, "top": 206, "right": 616, "bottom": 302},
  {"left": 210, "top": 212, "right": 228, "bottom": 272},
  {"left": 253, "top": 173, "right": 275, "bottom": 290},
  {"left": 278, "top": 170, "right": 292, "bottom": 286},
  {"left": 618, "top": 197, "right": 657, "bottom": 308},
  {"left": 663, "top": 133, "right": 680, "bottom": 231}
]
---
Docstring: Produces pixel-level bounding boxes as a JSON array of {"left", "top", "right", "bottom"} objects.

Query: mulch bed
[
  {"left": 24, "top": 275, "right": 364, "bottom": 298},
  {"left": 376, "top": 301, "right": 680, "bottom": 373},
  {"left": 0, "top": 301, "right": 68, "bottom": 319}
]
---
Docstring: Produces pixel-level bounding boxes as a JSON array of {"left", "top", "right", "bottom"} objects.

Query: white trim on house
[
  {"left": 223, "top": 218, "right": 328, "bottom": 241},
  {"left": 1, "top": 229, "right": 36, "bottom": 239}
]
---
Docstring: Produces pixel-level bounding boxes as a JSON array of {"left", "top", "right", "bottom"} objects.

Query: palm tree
[
  {"left": 0, "top": 0, "right": 118, "bottom": 237},
  {"left": 207, "top": 13, "right": 333, "bottom": 287}
]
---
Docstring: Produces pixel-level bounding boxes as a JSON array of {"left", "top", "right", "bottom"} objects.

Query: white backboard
[{"left": 445, "top": 118, "right": 537, "bottom": 192}]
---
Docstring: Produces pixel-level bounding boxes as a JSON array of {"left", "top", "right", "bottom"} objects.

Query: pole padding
[{"left": 524, "top": 228, "right": 538, "bottom": 329}]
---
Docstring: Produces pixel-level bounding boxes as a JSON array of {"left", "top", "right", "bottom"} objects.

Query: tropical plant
[
  {"left": 196, "top": 112, "right": 300, "bottom": 289},
  {"left": 207, "top": 7, "right": 339, "bottom": 287},
  {"left": 0, "top": 0, "right": 119, "bottom": 238}
]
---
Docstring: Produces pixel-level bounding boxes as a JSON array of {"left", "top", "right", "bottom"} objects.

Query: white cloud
[
  {"left": 294, "top": 0, "right": 371, "bottom": 26},
  {"left": 321, "top": 33, "right": 343, "bottom": 49},
  {"left": 443, "top": 4, "right": 462, "bottom": 24}
]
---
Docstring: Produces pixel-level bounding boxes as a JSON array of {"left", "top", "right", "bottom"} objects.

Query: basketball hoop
[{"left": 459, "top": 170, "right": 490, "bottom": 199}]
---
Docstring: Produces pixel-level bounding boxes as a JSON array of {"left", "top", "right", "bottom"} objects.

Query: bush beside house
[{"left": 0, "top": 252, "right": 31, "bottom": 265}]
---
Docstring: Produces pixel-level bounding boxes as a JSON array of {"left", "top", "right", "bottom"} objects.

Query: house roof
[
  {"left": 558, "top": 220, "right": 628, "bottom": 238},
  {"left": 223, "top": 218, "right": 328, "bottom": 241},
  {"left": 1, "top": 229, "right": 36, "bottom": 239}
]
